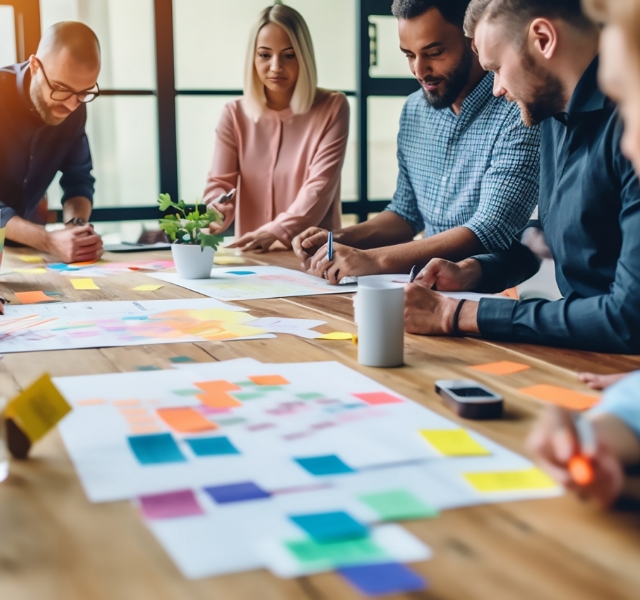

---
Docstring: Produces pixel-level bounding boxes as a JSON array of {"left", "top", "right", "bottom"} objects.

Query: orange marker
[{"left": 569, "top": 414, "right": 596, "bottom": 486}]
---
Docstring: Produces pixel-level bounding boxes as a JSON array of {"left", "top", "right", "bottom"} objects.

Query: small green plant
[{"left": 158, "top": 193, "right": 224, "bottom": 251}]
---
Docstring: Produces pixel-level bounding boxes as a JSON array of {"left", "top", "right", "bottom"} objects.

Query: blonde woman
[{"left": 204, "top": 4, "right": 349, "bottom": 252}]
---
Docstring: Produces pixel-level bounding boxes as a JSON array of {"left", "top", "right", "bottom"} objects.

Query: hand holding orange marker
[{"left": 568, "top": 414, "right": 596, "bottom": 486}]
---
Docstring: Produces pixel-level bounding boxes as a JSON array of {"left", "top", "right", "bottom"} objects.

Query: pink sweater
[{"left": 203, "top": 91, "right": 350, "bottom": 245}]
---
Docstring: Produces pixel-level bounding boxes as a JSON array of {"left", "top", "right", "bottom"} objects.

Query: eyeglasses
[{"left": 34, "top": 57, "right": 100, "bottom": 103}]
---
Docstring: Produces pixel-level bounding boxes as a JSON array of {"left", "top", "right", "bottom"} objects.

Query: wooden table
[{"left": 1, "top": 248, "right": 639, "bottom": 600}]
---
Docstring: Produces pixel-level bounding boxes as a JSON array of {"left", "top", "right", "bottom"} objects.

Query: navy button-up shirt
[
  {"left": 0, "top": 61, "right": 95, "bottom": 227},
  {"left": 475, "top": 58, "right": 640, "bottom": 353}
]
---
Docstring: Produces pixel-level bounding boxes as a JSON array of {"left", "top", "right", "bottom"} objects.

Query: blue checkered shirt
[{"left": 387, "top": 73, "right": 540, "bottom": 251}]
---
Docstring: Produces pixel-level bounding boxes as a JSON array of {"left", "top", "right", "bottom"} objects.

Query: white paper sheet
[{"left": 149, "top": 266, "right": 357, "bottom": 301}]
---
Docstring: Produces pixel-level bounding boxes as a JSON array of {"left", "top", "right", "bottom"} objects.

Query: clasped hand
[{"left": 47, "top": 224, "right": 103, "bottom": 264}]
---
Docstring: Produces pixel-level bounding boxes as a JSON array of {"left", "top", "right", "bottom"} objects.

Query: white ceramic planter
[{"left": 171, "top": 243, "right": 214, "bottom": 279}]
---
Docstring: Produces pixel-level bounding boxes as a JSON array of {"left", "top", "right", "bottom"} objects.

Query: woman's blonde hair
[
  {"left": 583, "top": 0, "right": 640, "bottom": 60},
  {"left": 243, "top": 4, "right": 318, "bottom": 121}
]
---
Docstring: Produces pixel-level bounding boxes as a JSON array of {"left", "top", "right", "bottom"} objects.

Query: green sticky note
[
  {"left": 232, "top": 381, "right": 261, "bottom": 387},
  {"left": 136, "top": 365, "right": 162, "bottom": 371},
  {"left": 285, "top": 537, "right": 388, "bottom": 567},
  {"left": 296, "top": 393, "right": 325, "bottom": 400},
  {"left": 172, "top": 389, "right": 201, "bottom": 397},
  {"left": 170, "top": 356, "right": 195, "bottom": 364},
  {"left": 359, "top": 489, "right": 439, "bottom": 521},
  {"left": 232, "top": 392, "right": 265, "bottom": 401},
  {"left": 254, "top": 386, "right": 284, "bottom": 393}
]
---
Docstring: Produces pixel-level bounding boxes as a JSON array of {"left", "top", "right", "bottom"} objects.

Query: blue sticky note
[
  {"left": 128, "top": 433, "right": 186, "bottom": 465},
  {"left": 290, "top": 511, "right": 368, "bottom": 542},
  {"left": 295, "top": 455, "right": 355, "bottom": 476},
  {"left": 204, "top": 481, "right": 271, "bottom": 504},
  {"left": 186, "top": 436, "right": 239, "bottom": 457},
  {"left": 338, "top": 563, "right": 428, "bottom": 597},
  {"left": 226, "top": 270, "right": 256, "bottom": 276}
]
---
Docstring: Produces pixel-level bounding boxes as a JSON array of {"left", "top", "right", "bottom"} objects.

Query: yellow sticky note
[
  {"left": 319, "top": 332, "right": 354, "bottom": 340},
  {"left": 463, "top": 468, "right": 557, "bottom": 493},
  {"left": 5, "top": 374, "right": 72, "bottom": 442},
  {"left": 133, "top": 284, "right": 163, "bottom": 291},
  {"left": 15, "top": 268, "right": 47, "bottom": 274},
  {"left": 420, "top": 429, "right": 491, "bottom": 457},
  {"left": 71, "top": 278, "right": 100, "bottom": 290},
  {"left": 214, "top": 256, "right": 246, "bottom": 265},
  {"left": 18, "top": 255, "right": 45, "bottom": 263}
]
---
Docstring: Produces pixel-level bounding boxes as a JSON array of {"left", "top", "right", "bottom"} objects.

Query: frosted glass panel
[
  {"left": 341, "top": 95, "right": 357, "bottom": 201},
  {"left": 369, "top": 15, "right": 413, "bottom": 79},
  {"left": 40, "top": 0, "right": 156, "bottom": 89},
  {"left": 0, "top": 5, "right": 16, "bottom": 67},
  {"left": 46, "top": 97, "right": 159, "bottom": 208},
  {"left": 368, "top": 96, "right": 405, "bottom": 200},
  {"left": 174, "top": 0, "right": 356, "bottom": 91}
]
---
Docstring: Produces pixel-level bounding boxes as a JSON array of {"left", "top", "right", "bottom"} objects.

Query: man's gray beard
[{"left": 30, "top": 82, "right": 65, "bottom": 126}]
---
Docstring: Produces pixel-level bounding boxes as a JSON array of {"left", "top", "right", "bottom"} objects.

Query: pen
[
  {"left": 568, "top": 413, "right": 596, "bottom": 486},
  {"left": 328, "top": 231, "right": 334, "bottom": 262},
  {"left": 409, "top": 265, "right": 417, "bottom": 283},
  {"left": 216, "top": 188, "right": 237, "bottom": 205}
]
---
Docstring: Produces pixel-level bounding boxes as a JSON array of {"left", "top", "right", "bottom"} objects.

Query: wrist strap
[{"left": 452, "top": 299, "right": 467, "bottom": 337}]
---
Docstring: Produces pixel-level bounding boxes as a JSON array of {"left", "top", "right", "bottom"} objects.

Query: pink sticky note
[
  {"left": 139, "top": 489, "right": 204, "bottom": 520},
  {"left": 352, "top": 392, "right": 404, "bottom": 405}
]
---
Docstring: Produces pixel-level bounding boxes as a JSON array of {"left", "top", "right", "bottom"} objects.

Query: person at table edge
[
  {"left": 404, "top": 0, "right": 640, "bottom": 354},
  {"left": 0, "top": 21, "right": 103, "bottom": 265},
  {"left": 293, "top": 0, "right": 540, "bottom": 282}
]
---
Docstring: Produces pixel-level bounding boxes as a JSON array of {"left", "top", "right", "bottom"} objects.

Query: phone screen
[{"left": 449, "top": 387, "right": 496, "bottom": 398}]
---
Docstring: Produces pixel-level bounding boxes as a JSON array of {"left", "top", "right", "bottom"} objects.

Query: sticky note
[
  {"left": 170, "top": 356, "right": 195, "bottom": 363},
  {"left": 204, "top": 481, "right": 271, "bottom": 504},
  {"left": 519, "top": 384, "right": 599, "bottom": 410},
  {"left": 226, "top": 270, "right": 256, "bottom": 275},
  {"left": 248, "top": 375, "right": 290, "bottom": 386},
  {"left": 214, "top": 256, "right": 246, "bottom": 265},
  {"left": 420, "top": 429, "right": 491, "bottom": 457},
  {"left": 15, "top": 268, "right": 47, "bottom": 274},
  {"left": 197, "top": 392, "right": 243, "bottom": 409},
  {"left": 215, "top": 417, "right": 247, "bottom": 426},
  {"left": 5, "top": 374, "right": 71, "bottom": 442},
  {"left": 156, "top": 407, "right": 218, "bottom": 433},
  {"left": 171, "top": 389, "right": 200, "bottom": 397},
  {"left": 71, "top": 278, "right": 100, "bottom": 290},
  {"left": 186, "top": 436, "right": 239, "bottom": 456},
  {"left": 353, "top": 392, "right": 404, "bottom": 406},
  {"left": 69, "top": 260, "right": 98, "bottom": 267},
  {"left": 295, "top": 455, "right": 355, "bottom": 476},
  {"left": 113, "top": 399, "right": 141, "bottom": 407},
  {"left": 290, "top": 511, "right": 368, "bottom": 543},
  {"left": 296, "top": 393, "right": 325, "bottom": 400},
  {"left": 464, "top": 468, "right": 557, "bottom": 493},
  {"left": 318, "top": 332, "right": 353, "bottom": 340},
  {"left": 15, "top": 291, "right": 58, "bottom": 304},
  {"left": 359, "top": 490, "right": 439, "bottom": 521},
  {"left": 338, "top": 562, "right": 428, "bottom": 597},
  {"left": 127, "top": 433, "right": 186, "bottom": 465},
  {"left": 195, "top": 380, "right": 242, "bottom": 394},
  {"left": 77, "top": 399, "right": 106, "bottom": 406},
  {"left": 469, "top": 361, "right": 531, "bottom": 376},
  {"left": 232, "top": 392, "right": 265, "bottom": 401},
  {"left": 136, "top": 365, "right": 162, "bottom": 371},
  {"left": 133, "top": 284, "right": 163, "bottom": 291},
  {"left": 139, "top": 489, "right": 204, "bottom": 520},
  {"left": 285, "top": 537, "right": 388, "bottom": 566},
  {"left": 18, "top": 255, "right": 44, "bottom": 263}
]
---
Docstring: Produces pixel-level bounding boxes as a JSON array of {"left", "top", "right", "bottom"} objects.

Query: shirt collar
[
  {"left": 565, "top": 56, "right": 607, "bottom": 116},
  {"left": 459, "top": 72, "right": 494, "bottom": 114}
]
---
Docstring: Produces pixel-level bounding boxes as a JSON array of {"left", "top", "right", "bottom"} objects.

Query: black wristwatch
[{"left": 65, "top": 217, "right": 87, "bottom": 227}]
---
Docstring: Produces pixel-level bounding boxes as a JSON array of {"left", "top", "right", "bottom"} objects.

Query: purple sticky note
[
  {"left": 204, "top": 481, "right": 271, "bottom": 504},
  {"left": 139, "top": 489, "right": 204, "bottom": 520},
  {"left": 338, "top": 563, "right": 427, "bottom": 597}
]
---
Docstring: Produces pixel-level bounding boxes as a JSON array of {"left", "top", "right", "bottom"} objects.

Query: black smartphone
[{"left": 435, "top": 379, "right": 503, "bottom": 420}]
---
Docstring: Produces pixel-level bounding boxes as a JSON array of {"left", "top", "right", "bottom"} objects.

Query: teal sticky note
[
  {"left": 295, "top": 455, "right": 355, "bottom": 476},
  {"left": 128, "top": 433, "right": 186, "bottom": 465},
  {"left": 290, "top": 511, "right": 368, "bottom": 542}
]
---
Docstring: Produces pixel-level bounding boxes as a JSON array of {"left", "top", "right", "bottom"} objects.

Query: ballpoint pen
[
  {"left": 409, "top": 265, "right": 417, "bottom": 283},
  {"left": 216, "top": 188, "right": 237, "bottom": 205},
  {"left": 328, "top": 231, "right": 334, "bottom": 262}
]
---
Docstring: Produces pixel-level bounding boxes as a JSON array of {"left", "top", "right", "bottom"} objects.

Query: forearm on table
[
  {"left": 5, "top": 216, "right": 49, "bottom": 252},
  {"left": 592, "top": 414, "right": 640, "bottom": 465},
  {"left": 334, "top": 211, "right": 414, "bottom": 249},
  {"left": 62, "top": 197, "right": 92, "bottom": 223},
  {"left": 371, "top": 226, "right": 486, "bottom": 274}
]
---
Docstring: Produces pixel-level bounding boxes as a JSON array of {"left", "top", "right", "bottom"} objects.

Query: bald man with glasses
[{"left": 0, "top": 21, "right": 103, "bottom": 264}]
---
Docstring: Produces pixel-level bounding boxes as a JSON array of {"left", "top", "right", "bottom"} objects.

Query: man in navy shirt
[
  {"left": 403, "top": 0, "right": 640, "bottom": 353},
  {"left": 0, "top": 21, "right": 103, "bottom": 264}
]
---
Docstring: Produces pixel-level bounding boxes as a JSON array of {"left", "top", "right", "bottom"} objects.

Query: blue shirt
[
  {"left": 591, "top": 371, "right": 640, "bottom": 441},
  {"left": 387, "top": 73, "right": 540, "bottom": 252},
  {"left": 0, "top": 62, "right": 95, "bottom": 227},
  {"left": 476, "top": 58, "right": 640, "bottom": 353}
]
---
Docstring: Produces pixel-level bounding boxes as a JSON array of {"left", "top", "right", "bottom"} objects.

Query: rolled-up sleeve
[
  {"left": 59, "top": 116, "right": 95, "bottom": 204},
  {"left": 465, "top": 105, "right": 540, "bottom": 252}
]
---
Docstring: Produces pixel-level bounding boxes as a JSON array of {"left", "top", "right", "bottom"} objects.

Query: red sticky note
[
  {"left": 139, "top": 489, "right": 204, "bottom": 520},
  {"left": 15, "top": 291, "right": 58, "bottom": 304},
  {"left": 248, "top": 375, "right": 290, "bottom": 386},
  {"left": 519, "top": 384, "right": 600, "bottom": 410},
  {"left": 156, "top": 407, "right": 218, "bottom": 432},
  {"left": 352, "top": 392, "right": 404, "bottom": 405},
  {"left": 469, "top": 361, "right": 531, "bottom": 376}
]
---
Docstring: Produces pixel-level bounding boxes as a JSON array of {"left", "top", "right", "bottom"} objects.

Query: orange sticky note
[
  {"left": 130, "top": 425, "right": 163, "bottom": 435},
  {"left": 15, "top": 291, "right": 57, "bottom": 304},
  {"left": 156, "top": 407, "right": 218, "bottom": 433},
  {"left": 118, "top": 407, "right": 148, "bottom": 416},
  {"left": 196, "top": 392, "right": 242, "bottom": 409},
  {"left": 113, "top": 399, "right": 142, "bottom": 407},
  {"left": 77, "top": 399, "right": 106, "bottom": 406},
  {"left": 195, "top": 380, "right": 242, "bottom": 394},
  {"left": 248, "top": 375, "right": 290, "bottom": 386},
  {"left": 519, "top": 384, "right": 600, "bottom": 410},
  {"left": 469, "top": 361, "right": 531, "bottom": 376}
]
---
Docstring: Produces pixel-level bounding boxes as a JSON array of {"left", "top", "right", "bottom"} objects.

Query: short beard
[
  {"left": 422, "top": 44, "right": 473, "bottom": 110},
  {"left": 30, "top": 81, "right": 65, "bottom": 126},
  {"left": 516, "top": 51, "right": 566, "bottom": 127}
]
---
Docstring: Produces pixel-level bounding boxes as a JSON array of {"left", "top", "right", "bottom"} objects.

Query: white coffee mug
[{"left": 354, "top": 276, "right": 405, "bottom": 367}]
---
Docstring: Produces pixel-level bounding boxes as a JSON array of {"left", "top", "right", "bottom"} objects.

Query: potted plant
[{"left": 158, "top": 193, "right": 224, "bottom": 279}]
